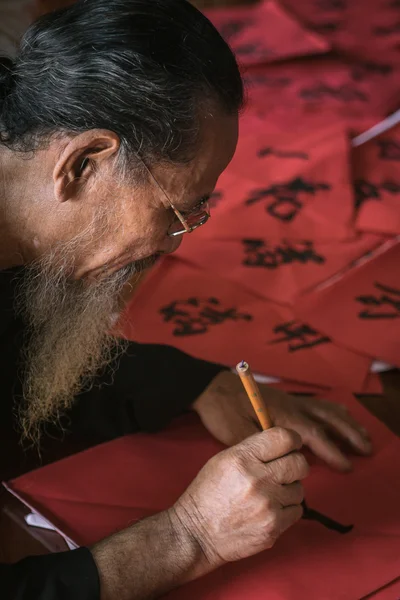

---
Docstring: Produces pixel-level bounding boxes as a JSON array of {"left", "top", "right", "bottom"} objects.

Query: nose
[{"left": 158, "top": 234, "right": 183, "bottom": 255}]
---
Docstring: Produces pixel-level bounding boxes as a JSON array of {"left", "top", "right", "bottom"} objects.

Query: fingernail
[
  {"left": 341, "top": 461, "right": 353, "bottom": 473},
  {"left": 361, "top": 440, "right": 373, "bottom": 454}
]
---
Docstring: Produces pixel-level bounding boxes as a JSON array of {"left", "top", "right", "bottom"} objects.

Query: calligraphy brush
[{"left": 236, "top": 360, "right": 353, "bottom": 534}]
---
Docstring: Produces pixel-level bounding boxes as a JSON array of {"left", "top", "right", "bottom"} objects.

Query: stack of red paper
[
  {"left": 6, "top": 391, "right": 400, "bottom": 599},
  {"left": 123, "top": 0, "right": 400, "bottom": 396}
]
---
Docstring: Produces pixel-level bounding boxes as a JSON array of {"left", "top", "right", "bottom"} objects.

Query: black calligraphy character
[
  {"left": 242, "top": 239, "right": 325, "bottom": 269},
  {"left": 302, "top": 500, "right": 353, "bottom": 534},
  {"left": 200, "top": 303, "right": 252, "bottom": 326},
  {"left": 354, "top": 178, "right": 400, "bottom": 208},
  {"left": 209, "top": 190, "right": 223, "bottom": 209},
  {"left": 278, "top": 240, "right": 326, "bottom": 266},
  {"left": 316, "top": 0, "right": 346, "bottom": 9},
  {"left": 243, "top": 74, "right": 292, "bottom": 89},
  {"left": 234, "top": 42, "right": 274, "bottom": 59},
  {"left": 381, "top": 180, "right": 400, "bottom": 193},
  {"left": 257, "top": 147, "right": 309, "bottom": 160},
  {"left": 160, "top": 297, "right": 252, "bottom": 336},
  {"left": 300, "top": 82, "right": 368, "bottom": 102},
  {"left": 356, "top": 282, "right": 400, "bottom": 319},
  {"left": 234, "top": 43, "right": 258, "bottom": 57},
  {"left": 351, "top": 61, "right": 392, "bottom": 82},
  {"left": 160, "top": 298, "right": 208, "bottom": 336},
  {"left": 353, "top": 179, "right": 380, "bottom": 209},
  {"left": 219, "top": 19, "right": 250, "bottom": 42},
  {"left": 373, "top": 22, "right": 400, "bottom": 36},
  {"left": 269, "top": 321, "right": 331, "bottom": 352},
  {"left": 312, "top": 22, "right": 341, "bottom": 34},
  {"left": 377, "top": 138, "right": 400, "bottom": 161},
  {"left": 245, "top": 177, "right": 331, "bottom": 222},
  {"left": 242, "top": 239, "right": 279, "bottom": 268}
]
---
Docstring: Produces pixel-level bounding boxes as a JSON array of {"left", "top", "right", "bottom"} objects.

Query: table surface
[{"left": 1, "top": 369, "right": 399, "bottom": 564}]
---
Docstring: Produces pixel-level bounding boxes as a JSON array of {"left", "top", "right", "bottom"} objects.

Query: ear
[{"left": 53, "top": 129, "right": 120, "bottom": 203}]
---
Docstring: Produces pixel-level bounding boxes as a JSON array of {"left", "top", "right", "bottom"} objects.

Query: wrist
[
  {"left": 169, "top": 499, "right": 224, "bottom": 582},
  {"left": 166, "top": 506, "right": 212, "bottom": 583},
  {"left": 192, "top": 369, "right": 237, "bottom": 412},
  {"left": 91, "top": 508, "right": 215, "bottom": 600}
]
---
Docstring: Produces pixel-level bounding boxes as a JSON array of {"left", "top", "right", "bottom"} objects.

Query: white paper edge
[
  {"left": 232, "top": 361, "right": 393, "bottom": 383},
  {"left": 25, "top": 513, "right": 77, "bottom": 550},
  {"left": 352, "top": 109, "right": 400, "bottom": 147},
  {"left": 2, "top": 482, "right": 79, "bottom": 550}
]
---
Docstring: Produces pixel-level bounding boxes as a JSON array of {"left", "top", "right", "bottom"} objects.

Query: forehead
[{"left": 151, "top": 111, "right": 239, "bottom": 202}]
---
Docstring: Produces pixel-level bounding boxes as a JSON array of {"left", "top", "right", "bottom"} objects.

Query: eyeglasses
[
  {"left": 167, "top": 198, "right": 210, "bottom": 237},
  {"left": 139, "top": 158, "right": 211, "bottom": 238}
]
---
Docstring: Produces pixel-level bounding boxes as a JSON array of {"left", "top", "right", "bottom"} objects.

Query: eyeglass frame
[{"left": 138, "top": 157, "right": 211, "bottom": 238}]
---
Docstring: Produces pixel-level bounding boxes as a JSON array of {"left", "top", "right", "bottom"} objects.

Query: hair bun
[{"left": 0, "top": 56, "right": 15, "bottom": 104}]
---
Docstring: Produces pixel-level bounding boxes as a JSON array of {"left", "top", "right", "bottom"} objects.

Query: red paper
[
  {"left": 354, "top": 122, "right": 400, "bottom": 235},
  {"left": 195, "top": 123, "right": 356, "bottom": 243},
  {"left": 7, "top": 391, "right": 400, "bottom": 600},
  {"left": 176, "top": 232, "right": 384, "bottom": 306},
  {"left": 281, "top": 0, "right": 400, "bottom": 67},
  {"left": 244, "top": 57, "right": 399, "bottom": 129},
  {"left": 271, "top": 380, "right": 330, "bottom": 395},
  {"left": 225, "top": 121, "right": 350, "bottom": 186},
  {"left": 295, "top": 240, "right": 400, "bottom": 368},
  {"left": 272, "top": 373, "right": 383, "bottom": 396},
  {"left": 122, "top": 258, "right": 371, "bottom": 390},
  {"left": 205, "top": 0, "right": 329, "bottom": 67},
  {"left": 330, "top": 1, "right": 400, "bottom": 68},
  {"left": 367, "top": 577, "right": 400, "bottom": 600}
]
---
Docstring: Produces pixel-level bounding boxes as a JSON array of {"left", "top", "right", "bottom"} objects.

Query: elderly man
[{"left": 0, "top": 0, "right": 371, "bottom": 598}]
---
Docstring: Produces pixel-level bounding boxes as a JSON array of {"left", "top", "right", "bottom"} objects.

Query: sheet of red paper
[
  {"left": 270, "top": 380, "right": 330, "bottom": 395},
  {"left": 223, "top": 121, "right": 351, "bottom": 187},
  {"left": 295, "top": 240, "right": 400, "bottom": 368},
  {"left": 6, "top": 391, "right": 400, "bottom": 600},
  {"left": 367, "top": 577, "right": 400, "bottom": 600},
  {"left": 193, "top": 124, "right": 357, "bottom": 243},
  {"left": 354, "top": 122, "right": 400, "bottom": 235},
  {"left": 273, "top": 373, "right": 383, "bottom": 396},
  {"left": 205, "top": 0, "right": 329, "bottom": 68},
  {"left": 272, "top": 373, "right": 383, "bottom": 396},
  {"left": 332, "top": 2, "right": 400, "bottom": 68},
  {"left": 281, "top": 0, "right": 400, "bottom": 67},
  {"left": 176, "top": 232, "right": 384, "bottom": 306},
  {"left": 279, "top": 0, "right": 349, "bottom": 36},
  {"left": 244, "top": 57, "right": 399, "bottom": 129},
  {"left": 122, "top": 258, "right": 370, "bottom": 390}
]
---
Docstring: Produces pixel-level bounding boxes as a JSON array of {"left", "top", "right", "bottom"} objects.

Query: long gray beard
[{"left": 15, "top": 249, "right": 153, "bottom": 445}]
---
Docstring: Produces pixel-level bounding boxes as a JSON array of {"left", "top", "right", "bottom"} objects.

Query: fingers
[
  {"left": 238, "top": 427, "right": 302, "bottom": 464},
  {"left": 306, "top": 401, "right": 372, "bottom": 456},
  {"left": 302, "top": 421, "right": 353, "bottom": 472},
  {"left": 265, "top": 451, "right": 310, "bottom": 484},
  {"left": 278, "top": 481, "right": 304, "bottom": 507},
  {"left": 278, "top": 504, "right": 304, "bottom": 535}
]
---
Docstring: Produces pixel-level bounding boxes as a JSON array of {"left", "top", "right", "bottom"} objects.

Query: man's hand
[
  {"left": 93, "top": 428, "right": 307, "bottom": 599},
  {"left": 173, "top": 427, "right": 308, "bottom": 567},
  {"left": 193, "top": 370, "right": 372, "bottom": 472}
]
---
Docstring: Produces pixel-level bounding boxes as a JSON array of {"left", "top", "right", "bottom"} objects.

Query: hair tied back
[{"left": 0, "top": 56, "right": 16, "bottom": 105}]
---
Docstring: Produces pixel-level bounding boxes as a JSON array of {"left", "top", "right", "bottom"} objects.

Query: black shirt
[{"left": 0, "top": 267, "right": 226, "bottom": 599}]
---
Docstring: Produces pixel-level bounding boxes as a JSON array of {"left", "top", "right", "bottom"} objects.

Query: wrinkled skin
[
  {"left": 173, "top": 427, "right": 308, "bottom": 566},
  {"left": 193, "top": 370, "right": 372, "bottom": 472}
]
